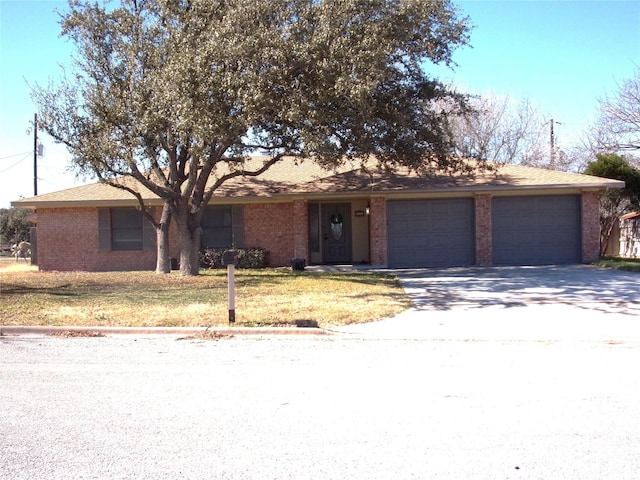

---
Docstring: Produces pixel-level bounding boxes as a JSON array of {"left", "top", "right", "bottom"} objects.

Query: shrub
[
  {"left": 0, "top": 208, "right": 33, "bottom": 245},
  {"left": 199, "top": 247, "right": 269, "bottom": 269}
]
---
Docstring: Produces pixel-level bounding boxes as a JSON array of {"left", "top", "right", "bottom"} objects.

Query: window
[
  {"left": 98, "top": 206, "right": 241, "bottom": 252},
  {"left": 329, "top": 212, "right": 344, "bottom": 241},
  {"left": 202, "top": 206, "right": 233, "bottom": 248},
  {"left": 111, "top": 208, "right": 143, "bottom": 251},
  {"left": 98, "top": 207, "right": 154, "bottom": 252}
]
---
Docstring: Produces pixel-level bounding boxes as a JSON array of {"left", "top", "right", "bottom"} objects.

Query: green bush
[
  {"left": 199, "top": 247, "right": 269, "bottom": 269},
  {"left": 0, "top": 208, "right": 32, "bottom": 245}
]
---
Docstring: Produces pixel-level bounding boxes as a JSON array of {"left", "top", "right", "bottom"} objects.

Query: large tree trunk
[
  {"left": 176, "top": 203, "right": 202, "bottom": 276},
  {"left": 155, "top": 203, "right": 172, "bottom": 274},
  {"left": 177, "top": 227, "right": 202, "bottom": 276}
]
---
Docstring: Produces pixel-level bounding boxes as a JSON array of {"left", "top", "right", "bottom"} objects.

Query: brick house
[{"left": 11, "top": 157, "right": 623, "bottom": 271}]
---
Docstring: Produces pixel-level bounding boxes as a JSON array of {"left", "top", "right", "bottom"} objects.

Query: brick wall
[
  {"left": 244, "top": 202, "right": 295, "bottom": 267},
  {"left": 34, "top": 192, "right": 604, "bottom": 272},
  {"left": 36, "top": 208, "right": 97, "bottom": 271},
  {"left": 581, "top": 191, "right": 601, "bottom": 262},
  {"left": 36, "top": 207, "right": 161, "bottom": 272},
  {"left": 36, "top": 204, "right": 299, "bottom": 272},
  {"left": 292, "top": 200, "right": 309, "bottom": 263},
  {"left": 475, "top": 194, "right": 492, "bottom": 266},
  {"left": 369, "top": 197, "right": 387, "bottom": 266}
]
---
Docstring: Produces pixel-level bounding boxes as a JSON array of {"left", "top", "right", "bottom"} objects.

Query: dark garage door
[
  {"left": 387, "top": 198, "right": 475, "bottom": 268},
  {"left": 492, "top": 195, "right": 581, "bottom": 265}
]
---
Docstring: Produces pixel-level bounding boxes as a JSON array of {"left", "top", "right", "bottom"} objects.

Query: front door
[{"left": 322, "top": 203, "right": 352, "bottom": 264}]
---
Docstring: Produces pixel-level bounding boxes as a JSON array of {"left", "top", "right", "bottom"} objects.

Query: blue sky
[
  {"left": 431, "top": 0, "right": 640, "bottom": 138},
  {"left": 1, "top": 0, "right": 639, "bottom": 208}
]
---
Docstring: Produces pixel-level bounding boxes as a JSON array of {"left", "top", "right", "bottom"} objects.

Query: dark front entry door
[{"left": 322, "top": 203, "right": 352, "bottom": 264}]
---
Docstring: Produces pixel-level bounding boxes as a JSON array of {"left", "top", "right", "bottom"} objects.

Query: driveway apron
[{"left": 336, "top": 265, "right": 640, "bottom": 342}]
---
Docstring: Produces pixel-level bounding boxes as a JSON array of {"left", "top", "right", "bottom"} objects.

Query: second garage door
[
  {"left": 387, "top": 198, "right": 475, "bottom": 268},
  {"left": 492, "top": 195, "right": 581, "bottom": 265}
]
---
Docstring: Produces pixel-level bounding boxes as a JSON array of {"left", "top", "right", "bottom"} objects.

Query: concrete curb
[{"left": 0, "top": 325, "right": 331, "bottom": 337}]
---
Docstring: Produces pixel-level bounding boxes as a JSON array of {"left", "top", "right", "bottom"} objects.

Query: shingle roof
[
  {"left": 11, "top": 156, "right": 624, "bottom": 208},
  {"left": 297, "top": 162, "right": 625, "bottom": 195}
]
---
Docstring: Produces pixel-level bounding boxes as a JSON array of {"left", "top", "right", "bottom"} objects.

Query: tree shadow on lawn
[
  {"left": 1, "top": 283, "right": 79, "bottom": 297},
  {"left": 395, "top": 265, "right": 640, "bottom": 316}
]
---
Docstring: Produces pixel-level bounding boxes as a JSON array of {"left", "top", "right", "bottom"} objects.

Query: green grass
[
  {"left": 593, "top": 256, "right": 640, "bottom": 272},
  {"left": 0, "top": 264, "right": 411, "bottom": 328}
]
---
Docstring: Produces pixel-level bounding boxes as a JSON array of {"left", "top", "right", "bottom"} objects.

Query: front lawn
[{"left": 0, "top": 263, "right": 411, "bottom": 328}]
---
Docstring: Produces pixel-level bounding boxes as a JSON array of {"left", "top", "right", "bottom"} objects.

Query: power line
[
  {"left": 0, "top": 151, "right": 31, "bottom": 161},
  {"left": 0, "top": 153, "right": 31, "bottom": 174}
]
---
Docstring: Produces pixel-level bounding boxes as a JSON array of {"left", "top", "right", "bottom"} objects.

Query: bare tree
[
  {"left": 449, "top": 93, "right": 552, "bottom": 167},
  {"left": 586, "top": 67, "right": 640, "bottom": 158}
]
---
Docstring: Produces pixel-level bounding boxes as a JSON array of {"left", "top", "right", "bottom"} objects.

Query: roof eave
[
  {"left": 11, "top": 179, "right": 623, "bottom": 208},
  {"left": 11, "top": 198, "right": 164, "bottom": 209}
]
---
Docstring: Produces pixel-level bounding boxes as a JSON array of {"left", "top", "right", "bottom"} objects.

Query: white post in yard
[
  {"left": 223, "top": 249, "right": 238, "bottom": 324},
  {"left": 227, "top": 263, "right": 235, "bottom": 324}
]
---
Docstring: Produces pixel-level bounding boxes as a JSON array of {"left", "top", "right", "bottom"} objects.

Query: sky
[{"left": 0, "top": 0, "right": 639, "bottom": 208}]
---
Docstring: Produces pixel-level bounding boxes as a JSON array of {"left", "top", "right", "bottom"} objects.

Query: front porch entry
[
  {"left": 308, "top": 200, "right": 371, "bottom": 265},
  {"left": 322, "top": 203, "right": 352, "bottom": 263}
]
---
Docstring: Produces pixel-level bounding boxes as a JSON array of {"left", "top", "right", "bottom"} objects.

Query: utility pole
[
  {"left": 549, "top": 118, "right": 555, "bottom": 168},
  {"left": 549, "top": 119, "right": 562, "bottom": 169},
  {"left": 33, "top": 113, "right": 38, "bottom": 196}
]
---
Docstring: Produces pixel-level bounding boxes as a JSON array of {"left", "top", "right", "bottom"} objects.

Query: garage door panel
[
  {"left": 388, "top": 199, "right": 475, "bottom": 268},
  {"left": 493, "top": 196, "right": 581, "bottom": 265},
  {"left": 393, "top": 219, "right": 412, "bottom": 235}
]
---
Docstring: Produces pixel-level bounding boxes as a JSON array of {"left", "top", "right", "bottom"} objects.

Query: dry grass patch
[
  {"left": 177, "top": 327, "right": 234, "bottom": 341},
  {"left": 48, "top": 330, "right": 106, "bottom": 338},
  {"left": 0, "top": 266, "right": 410, "bottom": 328}
]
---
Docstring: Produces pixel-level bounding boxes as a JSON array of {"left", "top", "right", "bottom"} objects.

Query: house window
[
  {"left": 111, "top": 208, "right": 144, "bottom": 251},
  {"left": 98, "top": 207, "right": 155, "bottom": 252},
  {"left": 202, "top": 206, "right": 233, "bottom": 248}
]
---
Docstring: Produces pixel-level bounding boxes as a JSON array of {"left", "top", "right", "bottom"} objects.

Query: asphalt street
[{"left": 2, "top": 334, "right": 640, "bottom": 480}]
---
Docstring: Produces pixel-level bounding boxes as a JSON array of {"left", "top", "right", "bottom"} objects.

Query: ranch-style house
[{"left": 11, "top": 156, "right": 624, "bottom": 271}]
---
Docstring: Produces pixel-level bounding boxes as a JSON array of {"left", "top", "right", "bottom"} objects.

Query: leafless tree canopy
[
  {"left": 587, "top": 68, "right": 640, "bottom": 160},
  {"left": 447, "top": 93, "right": 570, "bottom": 168}
]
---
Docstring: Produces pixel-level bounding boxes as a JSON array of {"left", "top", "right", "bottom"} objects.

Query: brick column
[
  {"left": 292, "top": 199, "right": 309, "bottom": 263},
  {"left": 475, "top": 194, "right": 492, "bottom": 266},
  {"left": 369, "top": 197, "right": 387, "bottom": 266},
  {"left": 582, "top": 191, "right": 601, "bottom": 263}
]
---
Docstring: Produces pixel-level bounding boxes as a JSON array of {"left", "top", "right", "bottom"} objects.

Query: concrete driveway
[{"left": 336, "top": 265, "right": 640, "bottom": 342}]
